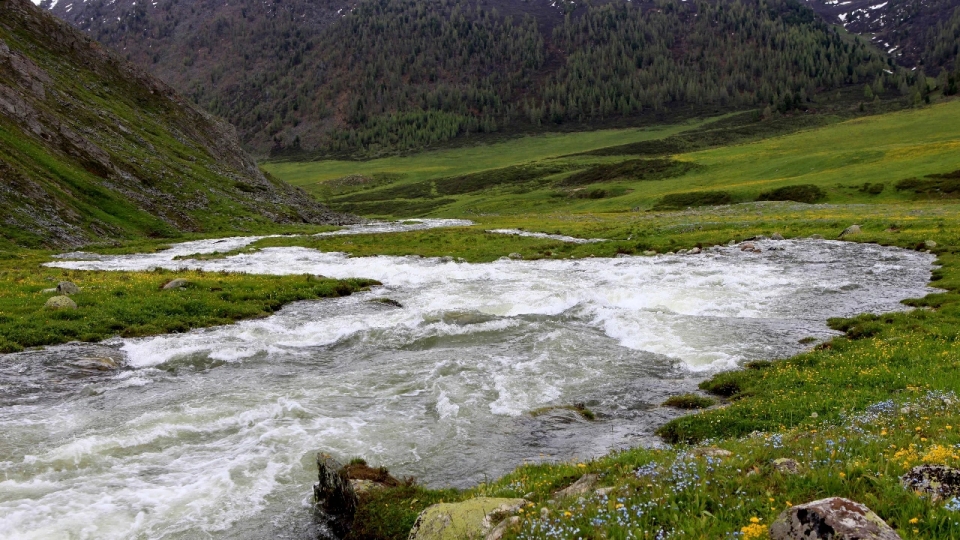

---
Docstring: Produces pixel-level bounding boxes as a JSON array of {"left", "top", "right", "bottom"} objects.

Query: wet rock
[
  {"left": 68, "top": 350, "right": 123, "bottom": 371},
  {"left": 839, "top": 225, "right": 862, "bottom": 238},
  {"left": 45, "top": 295, "right": 77, "bottom": 310},
  {"left": 313, "top": 453, "right": 358, "bottom": 539},
  {"left": 508, "top": 253, "right": 523, "bottom": 260},
  {"left": 162, "top": 278, "right": 190, "bottom": 290},
  {"left": 693, "top": 447, "right": 733, "bottom": 458},
  {"left": 900, "top": 465, "right": 960, "bottom": 501},
  {"left": 56, "top": 281, "right": 80, "bottom": 295},
  {"left": 770, "top": 497, "right": 901, "bottom": 540},
  {"left": 772, "top": 458, "right": 800, "bottom": 474},
  {"left": 438, "top": 256, "right": 454, "bottom": 263},
  {"left": 642, "top": 250, "right": 657, "bottom": 256},
  {"left": 771, "top": 232, "right": 785, "bottom": 240},
  {"left": 676, "top": 249, "right": 688, "bottom": 255},
  {"left": 408, "top": 497, "right": 527, "bottom": 540},
  {"left": 555, "top": 474, "right": 599, "bottom": 498},
  {"left": 370, "top": 298, "right": 403, "bottom": 308},
  {"left": 688, "top": 247, "right": 702, "bottom": 254},
  {"left": 740, "top": 243, "right": 756, "bottom": 251},
  {"left": 810, "top": 234, "right": 825, "bottom": 240}
]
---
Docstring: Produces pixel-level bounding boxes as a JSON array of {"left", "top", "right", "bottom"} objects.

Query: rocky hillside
[
  {"left": 42, "top": 0, "right": 909, "bottom": 156},
  {"left": 803, "top": 0, "right": 960, "bottom": 73},
  {"left": 0, "top": 0, "right": 354, "bottom": 249}
]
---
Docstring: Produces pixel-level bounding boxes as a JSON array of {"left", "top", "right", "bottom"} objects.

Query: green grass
[
  {"left": 266, "top": 100, "right": 960, "bottom": 219},
  {"left": 0, "top": 250, "right": 377, "bottom": 353},
  {"left": 263, "top": 119, "right": 711, "bottom": 190}
]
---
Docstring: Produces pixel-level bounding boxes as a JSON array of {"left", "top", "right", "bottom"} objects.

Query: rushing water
[{"left": 0, "top": 223, "right": 938, "bottom": 539}]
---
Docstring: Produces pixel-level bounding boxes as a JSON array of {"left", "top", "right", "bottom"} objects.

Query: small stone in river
[
  {"left": 740, "top": 242, "right": 756, "bottom": 251},
  {"left": 642, "top": 250, "right": 657, "bottom": 256},
  {"left": 900, "top": 465, "right": 960, "bottom": 501},
  {"left": 688, "top": 247, "right": 701, "bottom": 254},
  {"left": 57, "top": 281, "right": 80, "bottom": 295},
  {"left": 770, "top": 497, "right": 901, "bottom": 540},
  {"left": 439, "top": 256, "right": 453, "bottom": 263},
  {"left": 508, "top": 253, "right": 523, "bottom": 260},
  {"left": 839, "top": 224, "right": 862, "bottom": 238},
  {"left": 771, "top": 232, "right": 785, "bottom": 240},
  {"left": 772, "top": 458, "right": 800, "bottom": 474},
  {"left": 45, "top": 296, "right": 77, "bottom": 310},
  {"left": 162, "top": 278, "right": 190, "bottom": 290}
]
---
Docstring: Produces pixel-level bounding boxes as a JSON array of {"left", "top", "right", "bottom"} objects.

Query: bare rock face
[
  {"left": 770, "top": 497, "right": 901, "bottom": 540},
  {"left": 901, "top": 465, "right": 960, "bottom": 501},
  {"left": 313, "top": 453, "right": 358, "bottom": 540}
]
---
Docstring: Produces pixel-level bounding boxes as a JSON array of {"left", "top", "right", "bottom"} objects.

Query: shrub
[
  {"left": 662, "top": 394, "right": 716, "bottom": 409},
  {"left": 756, "top": 184, "right": 826, "bottom": 203},
  {"left": 652, "top": 190, "right": 733, "bottom": 210}
]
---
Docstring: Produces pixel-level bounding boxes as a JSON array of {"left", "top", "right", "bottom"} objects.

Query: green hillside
[{"left": 0, "top": 0, "right": 350, "bottom": 251}]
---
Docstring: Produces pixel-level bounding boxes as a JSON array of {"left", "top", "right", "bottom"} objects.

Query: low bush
[{"left": 756, "top": 184, "right": 826, "bottom": 203}]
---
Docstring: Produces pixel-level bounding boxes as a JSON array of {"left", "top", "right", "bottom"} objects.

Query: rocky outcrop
[
  {"left": 408, "top": 497, "right": 528, "bottom": 540},
  {"left": 770, "top": 497, "right": 901, "bottom": 540},
  {"left": 313, "top": 454, "right": 358, "bottom": 539}
]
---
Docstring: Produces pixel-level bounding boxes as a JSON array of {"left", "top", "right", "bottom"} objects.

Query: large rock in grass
[
  {"left": 162, "top": 278, "right": 190, "bottom": 290},
  {"left": 56, "top": 281, "right": 80, "bottom": 295},
  {"left": 313, "top": 453, "right": 358, "bottom": 539},
  {"left": 770, "top": 497, "right": 901, "bottom": 540},
  {"left": 838, "top": 225, "right": 862, "bottom": 238},
  {"left": 901, "top": 464, "right": 960, "bottom": 501},
  {"left": 408, "top": 497, "right": 528, "bottom": 540},
  {"left": 45, "top": 295, "right": 77, "bottom": 310}
]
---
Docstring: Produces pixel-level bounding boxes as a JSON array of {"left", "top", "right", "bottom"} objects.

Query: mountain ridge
[{"left": 40, "top": 0, "right": 926, "bottom": 156}]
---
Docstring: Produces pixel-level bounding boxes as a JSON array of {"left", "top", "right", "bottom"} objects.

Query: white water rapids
[{"left": 0, "top": 221, "right": 938, "bottom": 539}]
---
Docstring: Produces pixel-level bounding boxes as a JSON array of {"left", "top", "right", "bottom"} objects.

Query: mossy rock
[
  {"left": 45, "top": 295, "right": 77, "bottom": 310},
  {"left": 408, "top": 497, "right": 527, "bottom": 540}
]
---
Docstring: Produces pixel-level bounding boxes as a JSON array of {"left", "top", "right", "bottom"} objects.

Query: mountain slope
[
  {"left": 43, "top": 0, "right": 910, "bottom": 156},
  {"left": 803, "top": 0, "right": 960, "bottom": 74},
  {"left": 0, "top": 0, "right": 354, "bottom": 249}
]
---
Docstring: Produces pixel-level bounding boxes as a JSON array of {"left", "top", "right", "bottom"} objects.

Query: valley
[{"left": 2, "top": 0, "right": 960, "bottom": 538}]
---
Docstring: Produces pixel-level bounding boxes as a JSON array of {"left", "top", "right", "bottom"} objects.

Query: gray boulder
[
  {"left": 901, "top": 464, "right": 960, "bottom": 501},
  {"left": 313, "top": 453, "right": 358, "bottom": 539},
  {"left": 45, "top": 295, "right": 77, "bottom": 310},
  {"left": 554, "top": 474, "right": 599, "bottom": 498},
  {"left": 162, "top": 278, "right": 190, "bottom": 290},
  {"left": 770, "top": 497, "right": 901, "bottom": 540},
  {"left": 839, "top": 225, "right": 862, "bottom": 238},
  {"left": 56, "top": 281, "right": 80, "bottom": 295}
]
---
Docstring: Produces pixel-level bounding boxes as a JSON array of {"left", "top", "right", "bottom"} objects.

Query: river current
[{"left": 0, "top": 221, "right": 938, "bottom": 539}]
